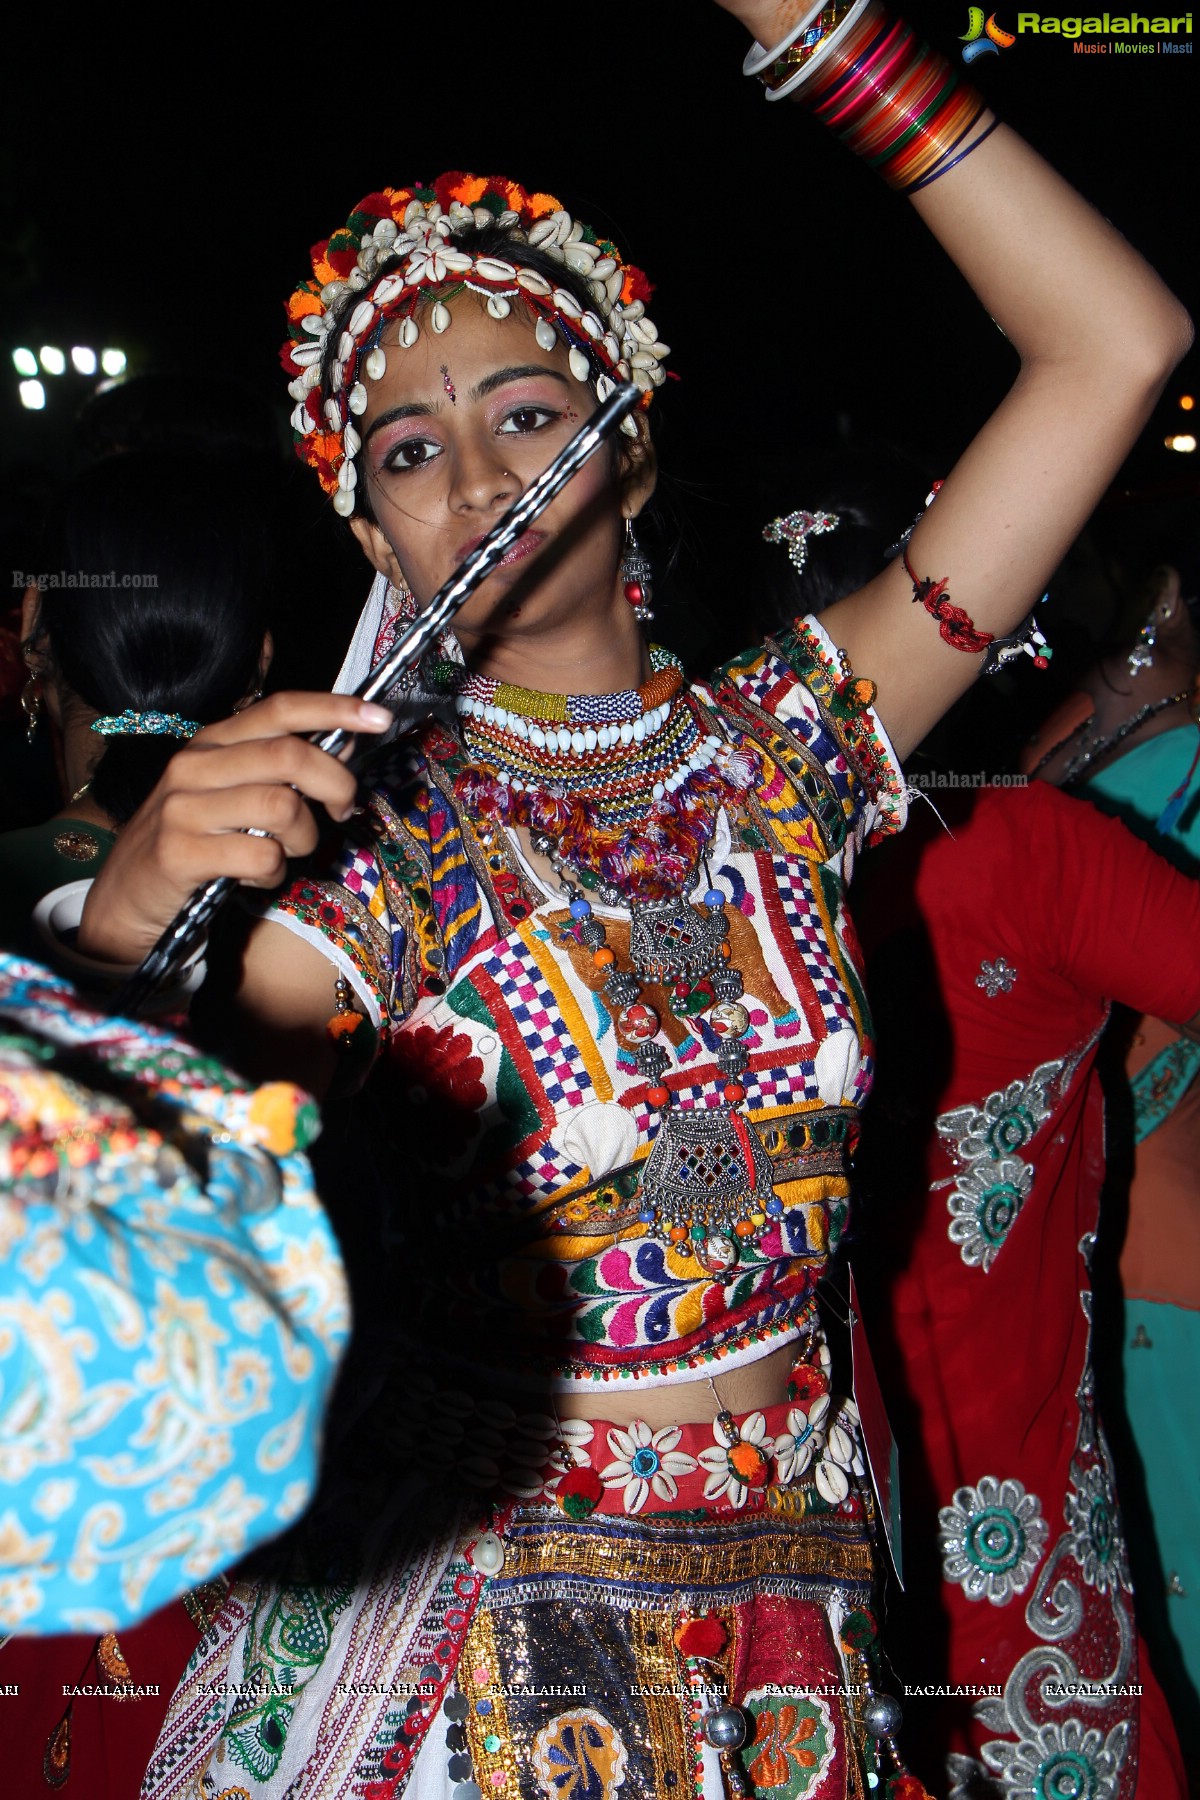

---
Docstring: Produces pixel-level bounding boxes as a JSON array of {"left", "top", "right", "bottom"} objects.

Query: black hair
[
  {"left": 31, "top": 453, "right": 270, "bottom": 825},
  {"left": 322, "top": 221, "right": 632, "bottom": 527},
  {"left": 77, "top": 372, "right": 282, "bottom": 463}
]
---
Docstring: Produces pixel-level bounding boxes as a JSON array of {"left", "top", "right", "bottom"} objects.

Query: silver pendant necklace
[{"left": 534, "top": 831, "right": 780, "bottom": 1276}]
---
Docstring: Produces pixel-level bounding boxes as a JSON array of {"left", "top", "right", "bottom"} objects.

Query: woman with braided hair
[{"left": 63, "top": 3, "right": 1191, "bottom": 1794}]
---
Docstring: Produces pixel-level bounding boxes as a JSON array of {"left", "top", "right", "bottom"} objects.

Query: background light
[
  {"left": 100, "top": 349, "right": 126, "bottom": 376},
  {"left": 19, "top": 380, "right": 46, "bottom": 410},
  {"left": 39, "top": 346, "right": 66, "bottom": 375},
  {"left": 1180, "top": 395, "right": 1195, "bottom": 411},
  {"left": 71, "top": 346, "right": 97, "bottom": 375},
  {"left": 1164, "top": 433, "right": 1196, "bottom": 453},
  {"left": 12, "top": 348, "right": 38, "bottom": 376}
]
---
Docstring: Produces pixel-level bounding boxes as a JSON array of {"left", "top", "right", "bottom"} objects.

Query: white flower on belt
[
  {"left": 697, "top": 1411, "right": 773, "bottom": 1510},
  {"left": 599, "top": 1422, "right": 698, "bottom": 1515},
  {"left": 773, "top": 1395, "right": 832, "bottom": 1486}
]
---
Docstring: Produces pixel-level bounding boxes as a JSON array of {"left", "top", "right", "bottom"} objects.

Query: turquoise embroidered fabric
[{"left": 0, "top": 954, "right": 350, "bottom": 1635}]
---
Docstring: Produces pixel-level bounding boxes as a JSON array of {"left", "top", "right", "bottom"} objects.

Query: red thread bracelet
[{"left": 902, "top": 549, "right": 994, "bottom": 654}]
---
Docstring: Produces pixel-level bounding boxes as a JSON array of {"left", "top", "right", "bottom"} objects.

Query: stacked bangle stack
[
  {"left": 746, "top": 0, "right": 997, "bottom": 193},
  {"left": 743, "top": 0, "right": 859, "bottom": 96}
]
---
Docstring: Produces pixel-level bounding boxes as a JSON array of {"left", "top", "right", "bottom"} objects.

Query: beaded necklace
[
  {"left": 1027, "top": 689, "right": 1191, "bottom": 784},
  {"left": 454, "top": 650, "right": 759, "bottom": 902},
  {"left": 453, "top": 657, "right": 780, "bottom": 1273}
]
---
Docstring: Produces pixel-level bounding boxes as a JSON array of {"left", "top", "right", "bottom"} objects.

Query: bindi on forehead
[{"left": 440, "top": 364, "right": 456, "bottom": 405}]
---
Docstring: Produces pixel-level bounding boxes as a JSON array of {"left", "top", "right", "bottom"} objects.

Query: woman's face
[{"left": 349, "top": 296, "right": 653, "bottom": 662}]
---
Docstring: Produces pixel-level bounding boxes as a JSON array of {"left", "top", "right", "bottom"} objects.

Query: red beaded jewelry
[{"left": 902, "top": 548, "right": 994, "bottom": 655}]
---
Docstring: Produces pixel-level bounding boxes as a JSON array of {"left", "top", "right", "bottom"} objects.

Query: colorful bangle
[
  {"left": 752, "top": 2, "right": 859, "bottom": 99},
  {"left": 902, "top": 548, "right": 994, "bottom": 655},
  {"left": 742, "top": 2, "right": 826, "bottom": 79},
  {"left": 904, "top": 115, "right": 999, "bottom": 193},
  {"left": 751, "top": 0, "right": 995, "bottom": 195}
]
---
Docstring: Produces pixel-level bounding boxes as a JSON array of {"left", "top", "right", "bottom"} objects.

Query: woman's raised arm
[{"left": 717, "top": 0, "right": 1192, "bottom": 758}]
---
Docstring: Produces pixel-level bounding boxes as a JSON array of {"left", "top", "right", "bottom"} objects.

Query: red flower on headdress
[{"left": 621, "top": 265, "right": 655, "bottom": 306}]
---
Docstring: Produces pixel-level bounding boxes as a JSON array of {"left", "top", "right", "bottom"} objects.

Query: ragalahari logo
[{"left": 961, "top": 7, "right": 1018, "bottom": 56}]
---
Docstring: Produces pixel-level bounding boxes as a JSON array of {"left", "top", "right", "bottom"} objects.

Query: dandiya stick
[{"left": 114, "top": 382, "right": 642, "bottom": 1015}]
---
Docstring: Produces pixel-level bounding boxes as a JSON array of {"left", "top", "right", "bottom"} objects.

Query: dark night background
[{"left": 3, "top": 3, "right": 1196, "bottom": 698}]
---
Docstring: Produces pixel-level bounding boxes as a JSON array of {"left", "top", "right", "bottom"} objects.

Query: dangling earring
[
  {"left": 621, "top": 518, "right": 654, "bottom": 623},
  {"left": 20, "top": 640, "right": 42, "bottom": 744},
  {"left": 21, "top": 676, "right": 41, "bottom": 744},
  {"left": 1128, "top": 611, "right": 1158, "bottom": 676}
]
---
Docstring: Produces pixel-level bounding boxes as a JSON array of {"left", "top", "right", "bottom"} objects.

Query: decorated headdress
[{"left": 282, "top": 172, "right": 668, "bottom": 516}]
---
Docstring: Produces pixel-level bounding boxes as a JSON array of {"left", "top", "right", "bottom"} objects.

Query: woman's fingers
[
  {"left": 168, "top": 732, "right": 371, "bottom": 821},
  {"left": 157, "top": 782, "right": 329, "bottom": 874},
  {"left": 77, "top": 693, "right": 393, "bottom": 962},
  {"left": 193, "top": 692, "right": 392, "bottom": 749}
]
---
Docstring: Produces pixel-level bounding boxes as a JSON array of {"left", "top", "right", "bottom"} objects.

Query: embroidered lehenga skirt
[
  {"left": 144, "top": 1409, "right": 914, "bottom": 1800},
  {"left": 436, "top": 1492, "right": 882, "bottom": 1800}
]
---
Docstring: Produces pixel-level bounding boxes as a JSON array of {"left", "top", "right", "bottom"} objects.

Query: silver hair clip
[{"left": 763, "top": 508, "right": 839, "bottom": 575}]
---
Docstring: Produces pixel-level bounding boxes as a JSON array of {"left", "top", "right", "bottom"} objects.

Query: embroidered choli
[{"left": 267, "top": 618, "right": 905, "bottom": 1390}]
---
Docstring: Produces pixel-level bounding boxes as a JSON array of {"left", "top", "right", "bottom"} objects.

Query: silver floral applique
[
  {"left": 1063, "top": 1459, "right": 1131, "bottom": 1597},
  {"left": 977, "top": 956, "right": 1018, "bottom": 997},
  {"left": 946, "top": 1158, "right": 1036, "bottom": 1271},
  {"left": 938, "top": 1061, "right": 1064, "bottom": 1165},
  {"left": 982, "top": 1716, "right": 1129, "bottom": 1800},
  {"left": 935, "top": 1059, "right": 1066, "bottom": 1270},
  {"left": 939, "top": 1475, "right": 1050, "bottom": 1606}
]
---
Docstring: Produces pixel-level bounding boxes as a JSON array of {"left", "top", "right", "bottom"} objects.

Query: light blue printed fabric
[{"left": 0, "top": 953, "right": 350, "bottom": 1636}]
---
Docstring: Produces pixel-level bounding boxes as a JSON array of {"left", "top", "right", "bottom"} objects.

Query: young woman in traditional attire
[{"left": 68, "top": 2, "right": 1190, "bottom": 1793}]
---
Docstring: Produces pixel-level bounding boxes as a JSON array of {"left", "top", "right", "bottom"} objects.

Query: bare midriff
[{"left": 554, "top": 1338, "right": 797, "bottom": 1429}]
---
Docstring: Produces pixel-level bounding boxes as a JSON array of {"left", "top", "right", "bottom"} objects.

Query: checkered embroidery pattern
[
  {"left": 770, "top": 857, "right": 855, "bottom": 1032},
  {"left": 525, "top": 1149, "right": 569, "bottom": 1192},
  {"left": 489, "top": 935, "right": 598, "bottom": 1113},
  {"left": 336, "top": 839, "right": 388, "bottom": 919},
  {"left": 720, "top": 650, "right": 783, "bottom": 712},
  {"left": 332, "top": 839, "right": 415, "bottom": 980},
  {"left": 746, "top": 1056, "right": 822, "bottom": 1108},
  {"left": 625, "top": 1056, "right": 820, "bottom": 1125}
]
